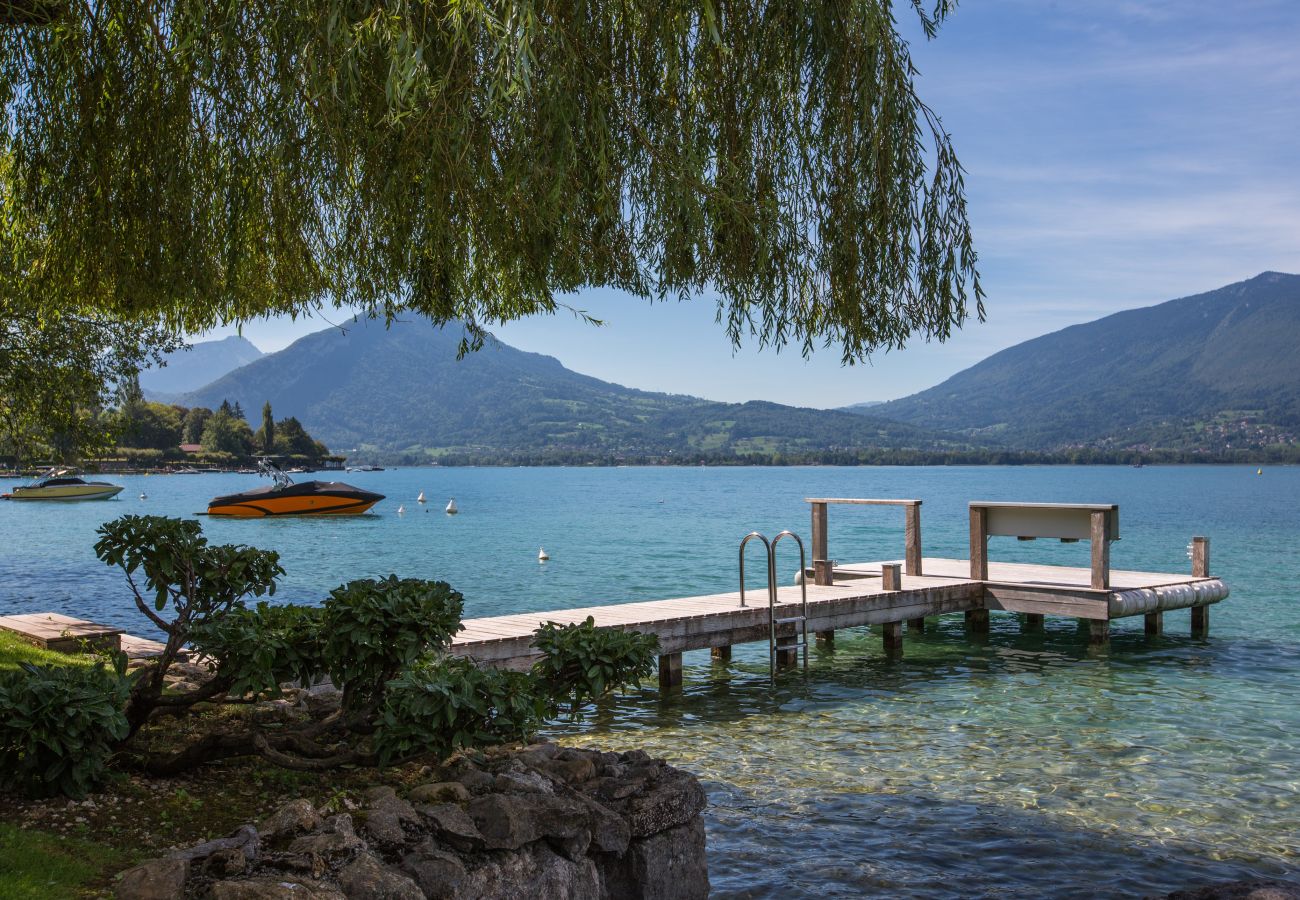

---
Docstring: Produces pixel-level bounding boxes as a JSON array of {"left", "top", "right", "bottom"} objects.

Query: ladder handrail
[
  {"left": 738, "top": 531, "right": 773, "bottom": 609},
  {"left": 770, "top": 530, "right": 809, "bottom": 674}
]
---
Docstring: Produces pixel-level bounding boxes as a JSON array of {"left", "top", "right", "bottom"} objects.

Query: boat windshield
[{"left": 258, "top": 458, "right": 295, "bottom": 489}]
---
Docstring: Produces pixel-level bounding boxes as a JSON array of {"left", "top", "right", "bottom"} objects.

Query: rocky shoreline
[{"left": 115, "top": 742, "right": 709, "bottom": 899}]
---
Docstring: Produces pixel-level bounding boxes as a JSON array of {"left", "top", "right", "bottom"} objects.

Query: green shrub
[
  {"left": 320, "top": 576, "right": 464, "bottom": 707},
  {"left": 189, "top": 602, "right": 324, "bottom": 697},
  {"left": 531, "top": 617, "right": 658, "bottom": 716},
  {"left": 374, "top": 657, "right": 546, "bottom": 764},
  {"left": 0, "top": 662, "right": 130, "bottom": 798}
]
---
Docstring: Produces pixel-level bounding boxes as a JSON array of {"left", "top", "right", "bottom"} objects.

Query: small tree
[{"left": 259, "top": 402, "right": 275, "bottom": 454}]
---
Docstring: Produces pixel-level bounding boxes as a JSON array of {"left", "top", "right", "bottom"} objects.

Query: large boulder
[
  {"left": 598, "top": 819, "right": 710, "bottom": 900},
  {"left": 337, "top": 852, "right": 425, "bottom": 900},
  {"left": 115, "top": 858, "right": 190, "bottom": 900}
]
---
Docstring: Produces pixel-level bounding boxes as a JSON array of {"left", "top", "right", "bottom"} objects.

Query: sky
[{"left": 200, "top": 0, "right": 1300, "bottom": 408}]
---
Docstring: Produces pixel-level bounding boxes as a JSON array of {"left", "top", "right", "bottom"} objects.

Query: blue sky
[{"left": 202, "top": 0, "right": 1300, "bottom": 408}]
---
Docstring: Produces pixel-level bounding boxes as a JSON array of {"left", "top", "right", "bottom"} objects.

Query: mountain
[
  {"left": 866, "top": 272, "right": 1300, "bottom": 452},
  {"left": 177, "top": 318, "right": 972, "bottom": 463},
  {"left": 140, "top": 335, "right": 263, "bottom": 397}
]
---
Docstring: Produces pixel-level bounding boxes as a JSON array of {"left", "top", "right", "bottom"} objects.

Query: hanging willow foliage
[{"left": 0, "top": 0, "right": 981, "bottom": 361}]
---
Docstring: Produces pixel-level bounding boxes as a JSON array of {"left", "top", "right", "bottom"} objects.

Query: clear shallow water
[{"left": 1, "top": 465, "right": 1297, "bottom": 896}]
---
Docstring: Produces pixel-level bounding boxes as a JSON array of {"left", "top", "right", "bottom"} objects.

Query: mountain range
[
  {"left": 865, "top": 272, "right": 1300, "bottom": 453},
  {"left": 150, "top": 271, "right": 1300, "bottom": 462},
  {"left": 171, "top": 319, "right": 971, "bottom": 463}
]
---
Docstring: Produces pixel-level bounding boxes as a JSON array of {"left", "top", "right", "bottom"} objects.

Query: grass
[
  {"left": 0, "top": 631, "right": 97, "bottom": 673},
  {"left": 0, "top": 823, "right": 128, "bottom": 899}
]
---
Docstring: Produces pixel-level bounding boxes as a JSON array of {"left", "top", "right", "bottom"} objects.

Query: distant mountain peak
[
  {"left": 860, "top": 273, "right": 1300, "bottom": 453},
  {"left": 140, "top": 334, "right": 264, "bottom": 396}
]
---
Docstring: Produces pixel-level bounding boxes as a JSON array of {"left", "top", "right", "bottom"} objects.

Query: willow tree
[{"left": 1, "top": 0, "right": 981, "bottom": 454}]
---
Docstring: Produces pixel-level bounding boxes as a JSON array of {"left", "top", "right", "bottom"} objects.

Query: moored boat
[
  {"left": 206, "top": 460, "right": 384, "bottom": 517},
  {"left": 3, "top": 468, "right": 124, "bottom": 501}
]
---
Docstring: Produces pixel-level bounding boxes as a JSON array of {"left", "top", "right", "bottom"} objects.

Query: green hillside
[
  {"left": 866, "top": 272, "right": 1300, "bottom": 453},
  {"left": 179, "top": 319, "right": 971, "bottom": 463}
]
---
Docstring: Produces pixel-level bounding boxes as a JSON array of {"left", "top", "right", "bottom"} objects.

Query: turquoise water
[{"left": 1, "top": 466, "right": 1297, "bottom": 897}]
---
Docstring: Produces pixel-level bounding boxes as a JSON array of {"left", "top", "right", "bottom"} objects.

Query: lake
[{"left": 1, "top": 465, "right": 1297, "bottom": 897}]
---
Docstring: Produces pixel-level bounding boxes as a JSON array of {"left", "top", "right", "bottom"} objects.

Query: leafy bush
[
  {"left": 320, "top": 576, "right": 464, "bottom": 707},
  {"left": 374, "top": 657, "right": 545, "bottom": 765},
  {"left": 0, "top": 662, "right": 130, "bottom": 798},
  {"left": 531, "top": 617, "right": 659, "bottom": 716},
  {"left": 189, "top": 603, "right": 324, "bottom": 697}
]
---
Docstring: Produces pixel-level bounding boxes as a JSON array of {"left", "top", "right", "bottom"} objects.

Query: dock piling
[
  {"left": 1144, "top": 612, "right": 1163, "bottom": 636},
  {"left": 881, "top": 563, "right": 902, "bottom": 591},
  {"left": 882, "top": 621, "right": 903, "bottom": 653},
  {"left": 710, "top": 645, "right": 732, "bottom": 662},
  {"left": 1022, "top": 613, "right": 1044, "bottom": 633},
  {"left": 1191, "top": 536, "right": 1211, "bottom": 637},
  {"left": 659, "top": 653, "right": 682, "bottom": 690}
]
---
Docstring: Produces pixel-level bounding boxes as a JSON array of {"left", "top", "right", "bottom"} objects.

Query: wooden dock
[{"left": 453, "top": 499, "right": 1229, "bottom": 687}]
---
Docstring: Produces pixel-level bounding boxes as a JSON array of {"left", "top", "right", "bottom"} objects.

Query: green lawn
[
  {"left": 0, "top": 823, "right": 127, "bottom": 899},
  {"left": 0, "top": 631, "right": 96, "bottom": 672}
]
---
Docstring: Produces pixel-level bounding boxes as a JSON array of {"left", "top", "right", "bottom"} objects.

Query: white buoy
[
  {"left": 397, "top": 505, "right": 406, "bottom": 515},
  {"left": 538, "top": 547, "right": 549, "bottom": 562},
  {"left": 446, "top": 498, "right": 458, "bottom": 515},
  {"left": 417, "top": 491, "right": 426, "bottom": 503}
]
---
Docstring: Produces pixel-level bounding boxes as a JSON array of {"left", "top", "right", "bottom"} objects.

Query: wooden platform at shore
[
  {"left": 451, "top": 556, "right": 1228, "bottom": 680},
  {"left": 0, "top": 612, "right": 168, "bottom": 657}
]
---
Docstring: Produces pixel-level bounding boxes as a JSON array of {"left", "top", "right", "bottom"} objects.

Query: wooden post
[
  {"left": 811, "top": 502, "right": 828, "bottom": 571},
  {"left": 711, "top": 645, "right": 732, "bottom": 662},
  {"left": 1191, "top": 605, "right": 1209, "bottom": 638},
  {"left": 816, "top": 631, "right": 835, "bottom": 648},
  {"left": 658, "top": 653, "right": 682, "bottom": 689},
  {"left": 881, "top": 563, "right": 902, "bottom": 591},
  {"left": 969, "top": 506, "right": 988, "bottom": 580},
  {"left": 908, "top": 617, "right": 926, "bottom": 633},
  {"left": 1022, "top": 613, "right": 1044, "bottom": 633},
  {"left": 905, "top": 502, "right": 923, "bottom": 576},
  {"left": 965, "top": 608, "right": 989, "bottom": 634},
  {"left": 1090, "top": 510, "right": 1111, "bottom": 590},
  {"left": 1191, "top": 536, "right": 1210, "bottom": 637},
  {"left": 1144, "top": 612, "right": 1163, "bottom": 636},
  {"left": 1191, "top": 536, "right": 1210, "bottom": 578},
  {"left": 882, "top": 621, "right": 903, "bottom": 653},
  {"left": 813, "top": 559, "right": 835, "bottom": 587},
  {"left": 1088, "top": 619, "right": 1109, "bottom": 645}
]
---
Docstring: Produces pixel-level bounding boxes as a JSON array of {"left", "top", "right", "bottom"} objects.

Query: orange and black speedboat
[{"left": 207, "top": 460, "right": 384, "bottom": 517}]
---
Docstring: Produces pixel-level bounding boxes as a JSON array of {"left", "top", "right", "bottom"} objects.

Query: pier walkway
[{"left": 453, "top": 498, "right": 1229, "bottom": 686}]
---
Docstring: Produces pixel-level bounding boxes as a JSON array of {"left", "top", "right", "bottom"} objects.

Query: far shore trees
[{"left": 1, "top": 1, "right": 981, "bottom": 462}]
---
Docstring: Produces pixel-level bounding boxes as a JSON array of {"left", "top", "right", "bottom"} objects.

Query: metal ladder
[{"left": 739, "top": 530, "right": 809, "bottom": 679}]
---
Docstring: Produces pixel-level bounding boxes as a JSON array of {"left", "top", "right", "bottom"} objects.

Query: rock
[
  {"left": 570, "top": 792, "right": 630, "bottom": 855},
  {"left": 467, "top": 793, "right": 594, "bottom": 855},
  {"left": 460, "top": 843, "right": 602, "bottom": 900},
  {"left": 401, "top": 841, "right": 469, "bottom": 900},
  {"left": 302, "top": 683, "right": 342, "bottom": 716},
  {"left": 467, "top": 794, "right": 542, "bottom": 851},
  {"left": 115, "top": 857, "right": 189, "bottom": 900},
  {"left": 493, "top": 770, "right": 554, "bottom": 795},
  {"left": 288, "top": 814, "right": 366, "bottom": 858},
  {"left": 202, "top": 848, "right": 247, "bottom": 878},
  {"left": 359, "top": 786, "right": 420, "bottom": 846},
  {"left": 619, "top": 768, "right": 707, "bottom": 838},
  {"left": 587, "top": 775, "right": 646, "bottom": 802},
  {"left": 208, "top": 877, "right": 346, "bottom": 899},
  {"left": 527, "top": 755, "right": 597, "bottom": 785},
  {"left": 337, "top": 852, "right": 424, "bottom": 900},
  {"left": 598, "top": 818, "right": 709, "bottom": 900},
  {"left": 418, "top": 802, "right": 486, "bottom": 851},
  {"left": 259, "top": 799, "right": 322, "bottom": 842},
  {"left": 1165, "top": 882, "right": 1300, "bottom": 900},
  {"left": 451, "top": 766, "right": 495, "bottom": 793},
  {"left": 251, "top": 698, "right": 297, "bottom": 724},
  {"left": 408, "top": 782, "right": 472, "bottom": 805}
]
